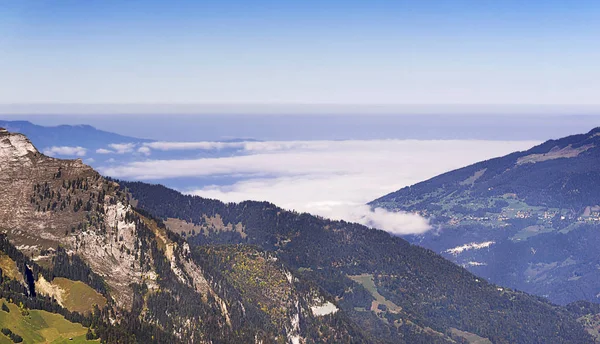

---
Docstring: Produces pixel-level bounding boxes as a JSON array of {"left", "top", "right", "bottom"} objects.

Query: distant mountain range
[
  {"left": 371, "top": 127, "right": 600, "bottom": 306},
  {"left": 0, "top": 119, "right": 151, "bottom": 149},
  {"left": 0, "top": 120, "right": 264, "bottom": 191}
]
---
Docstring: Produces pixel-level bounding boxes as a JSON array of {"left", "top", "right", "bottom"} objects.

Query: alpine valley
[
  {"left": 372, "top": 127, "right": 600, "bottom": 308},
  {"left": 1, "top": 126, "right": 600, "bottom": 343}
]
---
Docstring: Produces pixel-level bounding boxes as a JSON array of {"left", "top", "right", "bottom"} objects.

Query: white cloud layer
[
  {"left": 96, "top": 148, "right": 113, "bottom": 154},
  {"left": 108, "top": 143, "right": 136, "bottom": 154},
  {"left": 196, "top": 177, "right": 433, "bottom": 235},
  {"left": 137, "top": 146, "right": 151, "bottom": 156},
  {"left": 43, "top": 146, "right": 87, "bottom": 157},
  {"left": 143, "top": 141, "right": 245, "bottom": 151},
  {"left": 100, "top": 139, "right": 539, "bottom": 235}
]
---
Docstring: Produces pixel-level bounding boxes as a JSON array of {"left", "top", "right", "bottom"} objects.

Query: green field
[
  {"left": 449, "top": 328, "right": 492, "bottom": 344},
  {"left": 0, "top": 255, "right": 21, "bottom": 281},
  {"left": 52, "top": 278, "right": 106, "bottom": 314},
  {"left": 579, "top": 314, "right": 600, "bottom": 341},
  {"left": 348, "top": 274, "right": 401, "bottom": 313},
  {"left": 0, "top": 298, "right": 97, "bottom": 343}
]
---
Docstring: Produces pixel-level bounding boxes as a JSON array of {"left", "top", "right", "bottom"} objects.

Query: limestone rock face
[
  {"left": 0, "top": 129, "right": 350, "bottom": 344},
  {"left": 0, "top": 130, "right": 93, "bottom": 250},
  {"left": 0, "top": 129, "right": 213, "bottom": 310},
  {"left": 0, "top": 129, "right": 38, "bottom": 160}
]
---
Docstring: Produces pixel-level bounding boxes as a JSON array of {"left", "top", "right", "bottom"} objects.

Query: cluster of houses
[
  {"left": 414, "top": 201, "right": 600, "bottom": 228},
  {"left": 436, "top": 207, "right": 600, "bottom": 227},
  {"left": 577, "top": 211, "right": 600, "bottom": 222}
]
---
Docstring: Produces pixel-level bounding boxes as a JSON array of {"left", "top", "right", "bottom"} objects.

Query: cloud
[
  {"left": 108, "top": 143, "right": 136, "bottom": 154},
  {"left": 137, "top": 146, "right": 151, "bottom": 156},
  {"left": 100, "top": 139, "right": 539, "bottom": 235},
  {"left": 193, "top": 176, "right": 432, "bottom": 234},
  {"left": 143, "top": 141, "right": 245, "bottom": 151},
  {"left": 85, "top": 158, "right": 95, "bottom": 163},
  {"left": 101, "top": 140, "right": 538, "bottom": 181},
  {"left": 327, "top": 205, "right": 432, "bottom": 235},
  {"left": 97, "top": 143, "right": 138, "bottom": 155},
  {"left": 43, "top": 146, "right": 87, "bottom": 157},
  {"left": 141, "top": 140, "right": 400, "bottom": 153}
]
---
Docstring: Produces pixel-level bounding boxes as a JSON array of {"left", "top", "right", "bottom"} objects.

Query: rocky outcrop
[
  {"left": 0, "top": 129, "right": 361, "bottom": 343},
  {"left": 0, "top": 130, "right": 217, "bottom": 310}
]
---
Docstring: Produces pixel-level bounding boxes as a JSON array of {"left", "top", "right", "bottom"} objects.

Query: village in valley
[{"left": 410, "top": 194, "right": 600, "bottom": 241}]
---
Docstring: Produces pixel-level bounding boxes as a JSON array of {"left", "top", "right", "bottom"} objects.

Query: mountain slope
[
  {"left": 370, "top": 127, "right": 600, "bottom": 305},
  {"left": 0, "top": 128, "right": 364, "bottom": 343},
  {"left": 123, "top": 180, "right": 596, "bottom": 344},
  {"left": 0, "top": 297, "right": 95, "bottom": 343}
]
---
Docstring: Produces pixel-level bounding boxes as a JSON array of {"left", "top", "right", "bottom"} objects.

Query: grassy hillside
[
  {"left": 51, "top": 278, "right": 107, "bottom": 314},
  {"left": 193, "top": 245, "right": 368, "bottom": 343},
  {"left": 0, "top": 298, "right": 96, "bottom": 343},
  {"left": 35, "top": 276, "right": 107, "bottom": 315},
  {"left": 348, "top": 274, "right": 401, "bottom": 313},
  {"left": 0, "top": 256, "right": 21, "bottom": 282}
]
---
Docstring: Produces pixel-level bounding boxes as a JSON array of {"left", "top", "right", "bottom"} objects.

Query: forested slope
[{"left": 124, "top": 180, "right": 596, "bottom": 344}]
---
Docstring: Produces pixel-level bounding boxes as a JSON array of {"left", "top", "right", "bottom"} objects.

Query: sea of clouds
[{"left": 86, "top": 139, "right": 538, "bottom": 235}]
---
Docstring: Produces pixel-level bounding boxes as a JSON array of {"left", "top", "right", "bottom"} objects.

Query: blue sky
[{"left": 1, "top": 0, "right": 599, "bottom": 107}]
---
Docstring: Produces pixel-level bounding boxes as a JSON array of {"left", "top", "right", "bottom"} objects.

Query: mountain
[
  {"left": 122, "top": 179, "right": 598, "bottom": 343},
  {"left": 3, "top": 126, "right": 599, "bottom": 343},
  {"left": 370, "top": 127, "right": 600, "bottom": 306},
  {"left": 0, "top": 119, "right": 153, "bottom": 171},
  {"left": 0, "top": 120, "right": 267, "bottom": 191},
  {"left": 0, "top": 127, "right": 364, "bottom": 343},
  {"left": 0, "top": 120, "right": 151, "bottom": 150}
]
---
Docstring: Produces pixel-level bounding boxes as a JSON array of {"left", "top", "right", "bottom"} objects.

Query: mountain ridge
[
  {"left": 370, "top": 127, "right": 600, "bottom": 306},
  {"left": 2, "top": 127, "right": 600, "bottom": 343},
  {"left": 0, "top": 128, "right": 363, "bottom": 343},
  {"left": 0, "top": 120, "right": 152, "bottom": 148},
  {"left": 123, "top": 179, "right": 597, "bottom": 343}
]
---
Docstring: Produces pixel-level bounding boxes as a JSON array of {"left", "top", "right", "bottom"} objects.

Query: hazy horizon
[
  {"left": 1, "top": 103, "right": 600, "bottom": 116},
  {"left": 3, "top": 112, "right": 600, "bottom": 142}
]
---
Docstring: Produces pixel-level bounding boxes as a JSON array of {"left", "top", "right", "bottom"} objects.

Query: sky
[
  {"left": 4, "top": 113, "right": 600, "bottom": 141},
  {"left": 1, "top": 0, "right": 600, "bottom": 107}
]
